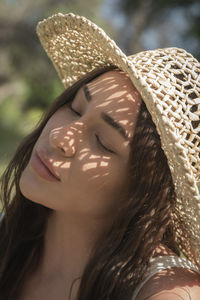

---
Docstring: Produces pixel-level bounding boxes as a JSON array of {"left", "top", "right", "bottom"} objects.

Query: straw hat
[{"left": 36, "top": 13, "right": 200, "bottom": 265}]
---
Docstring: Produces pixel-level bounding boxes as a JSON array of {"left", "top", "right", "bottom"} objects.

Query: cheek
[
  {"left": 64, "top": 156, "right": 127, "bottom": 213},
  {"left": 64, "top": 153, "right": 126, "bottom": 192}
]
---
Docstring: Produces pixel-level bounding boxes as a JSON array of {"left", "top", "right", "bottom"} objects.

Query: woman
[{"left": 0, "top": 13, "right": 200, "bottom": 300}]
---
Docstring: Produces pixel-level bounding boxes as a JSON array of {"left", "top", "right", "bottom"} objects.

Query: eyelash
[{"left": 68, "top": 103, "right": 115, "bottom": 154}]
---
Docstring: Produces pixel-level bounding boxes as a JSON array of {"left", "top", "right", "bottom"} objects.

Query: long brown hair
[{"left": 0, "top": 66, "right": 177, "bottom": 299}]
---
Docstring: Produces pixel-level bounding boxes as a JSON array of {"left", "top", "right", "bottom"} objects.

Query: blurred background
[{"left": 0, "top": 0, "right": 200, "bottom": 176}]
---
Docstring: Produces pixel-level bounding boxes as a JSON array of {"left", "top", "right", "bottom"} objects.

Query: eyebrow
[{"left": 83, "top": 84, "right": 129, "bottom": 141}]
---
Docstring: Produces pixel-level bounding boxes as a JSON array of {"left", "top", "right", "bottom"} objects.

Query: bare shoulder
[{"left": 136, "top": 267, "right": 200, "bottom": 300}]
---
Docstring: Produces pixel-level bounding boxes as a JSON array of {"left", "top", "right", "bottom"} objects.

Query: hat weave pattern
[
  {"left": 36, "top": 13, "right": 200, "bottom": 265},
  {"left": 128, "top": 49, "right": 200, "bottom": 264}
]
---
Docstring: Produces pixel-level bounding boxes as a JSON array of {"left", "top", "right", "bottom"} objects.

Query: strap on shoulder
[{"left": 131, "top": 255, "right": 200, "bottom": 300}]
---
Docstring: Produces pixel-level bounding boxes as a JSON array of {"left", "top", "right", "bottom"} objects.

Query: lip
[{"left": 30, "top": 150, "right": 61, "bottom": 182}]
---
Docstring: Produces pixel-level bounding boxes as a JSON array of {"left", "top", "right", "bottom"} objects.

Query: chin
[{"left": 19, "top": 170, "right": 57, "bottom": 211}]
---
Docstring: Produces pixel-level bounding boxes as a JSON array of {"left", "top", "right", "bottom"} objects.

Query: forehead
[
  {"left": 87, "top": 70, "right": 142, "bottom": 140},
  {"left": 88, "top": 70, "right": 138, "bottom": 98}
]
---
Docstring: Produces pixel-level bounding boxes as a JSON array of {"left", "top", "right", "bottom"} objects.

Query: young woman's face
[{"left": 20, "top": 70, "right": 141, "bottom": 220}]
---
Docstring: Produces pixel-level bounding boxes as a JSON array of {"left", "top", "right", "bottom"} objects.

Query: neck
[{"left": 37, "top": 210, "right": 112, "bottom": 282}]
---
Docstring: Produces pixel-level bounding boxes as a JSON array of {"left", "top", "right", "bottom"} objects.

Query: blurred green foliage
[{"left": 0, "top": 93, "right": 43, "bottom": 176}]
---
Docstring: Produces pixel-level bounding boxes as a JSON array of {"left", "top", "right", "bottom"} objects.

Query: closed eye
[
  {"left": 68, "top": 103, "right": 115, "bottom": 154},
  {"left": 95, "top": 134, "right": 115, "bottom": 154}
]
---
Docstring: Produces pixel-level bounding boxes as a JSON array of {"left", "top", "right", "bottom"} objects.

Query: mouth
[{"left": 30, "top": 150, "right": 61, "bottom": 182}]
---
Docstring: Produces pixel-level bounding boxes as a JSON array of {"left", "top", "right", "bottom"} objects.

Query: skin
[
  {"left": 19, "top": 70, "right": 200, "bottom": 299},
  {"left": 20, "top": 70, "right": 141, "bottom": 217},
  {"left": 19, "top": 70, "right": 142, "bottom": 299}
]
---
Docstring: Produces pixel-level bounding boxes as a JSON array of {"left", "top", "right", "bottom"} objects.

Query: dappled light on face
[
  {"left": 69, "top": 139, "right": 74, "bottom": 147},
  {"left": 20, "top": 69, "right": 143, "bottom": 219},
  {"left": 60, "top": 161, "right": 71, "bottom": 169},
  {"left": 106, "top": 90, "right": 128, "bottom": 100},
  {"left": 44, "top": 70, "right": 142, "bottom": 187},
  {"left": 82, "top": 159, "right": 109, "bottom": 172},
  {"left": 102, "top": 172, "right": 109, "bottom": 177},
  {"left": 88, "top": 174, "right": 101, "bottom": 181},
  {"left": 82, "top": 162, "right": 98, "bottom": 171},
  {"left": 18, "top": 69, "right": 144, "bottom": 222},
  {"left": 78, "top": 151, "right": 90, "bottom": 161},
  {"left": 116, "top": 107, "right": 129, "bottom": 112},
  {"left": 87, "top": 70, "right": 142, "bottom": 141},
  {"left": 49, "top": 127, "right": 63, "bottom": 137},
  {"left": 51, "top": 161, "right": 64, "bottom": 168},
  {"left": 100, "top": 161, "right": 108, "bottom": 167},
  {"left": 89, "top": 154, "right": 101, "bottom": 159},
  {"left": 102, "top": 155, "right": 110, "bottom": 160},
  {"left": 66, "top": 131, "right": 74, "bottom": 136},
  {"left": 50, "top": 127, "right": 75, "bottom": 146},
  {"left": 49, "top": 157, "right": 72, "bottom": 170},
  {"left": 81, "top": 153, "right": 111, "bottom": 174},
  {"left": 48, "top": 121, "right": 113, "bottom": 182},
  {"left": 97, "top": 100, "right": 113, "bottom": 108}
]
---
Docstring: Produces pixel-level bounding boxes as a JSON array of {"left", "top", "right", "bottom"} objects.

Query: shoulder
[{"left": 136, "top": 266, "right": 200, "bottom": 300}]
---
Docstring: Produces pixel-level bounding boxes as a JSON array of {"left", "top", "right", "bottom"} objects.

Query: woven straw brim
[{"left": 36, "top": 13, "right": 200, "bottom": 265}]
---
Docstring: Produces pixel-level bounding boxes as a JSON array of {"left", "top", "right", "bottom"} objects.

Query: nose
[{"left": 49, "top": 125, "right": 78, "bottom": 157}]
